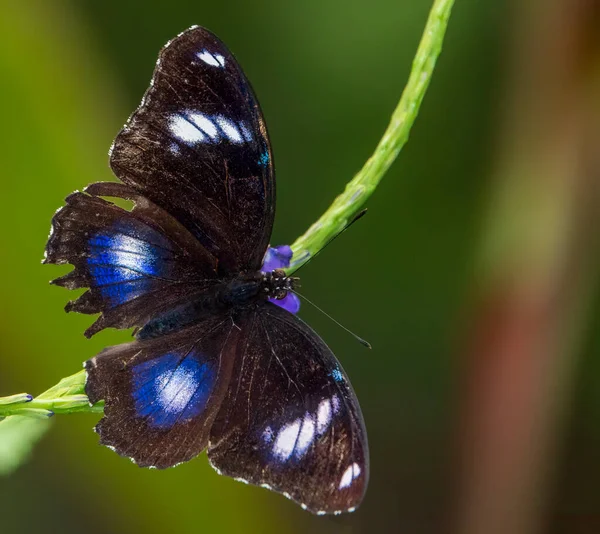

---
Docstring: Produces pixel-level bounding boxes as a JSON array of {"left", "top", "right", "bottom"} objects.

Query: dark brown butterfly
[{"left": 44, "top": 26, "right": 368, "bottom": 515}]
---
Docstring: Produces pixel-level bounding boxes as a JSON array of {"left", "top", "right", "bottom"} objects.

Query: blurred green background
[{"left": 1, "top": 1, "right": 600, "bottom": 533}]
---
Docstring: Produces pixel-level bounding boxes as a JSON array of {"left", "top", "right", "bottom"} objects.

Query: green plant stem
[
  {"left": 0, "top": 371, "right": 103, "bottom": 420},
  {"left": 0, "top": 0, "right": 455, "bottom": 419},
  {"left": 287, "top": 0, "right": 455, "bottom": 272}
]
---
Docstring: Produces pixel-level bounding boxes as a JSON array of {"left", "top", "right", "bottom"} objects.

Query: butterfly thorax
[
  {"left": 136, "top": 269, "right": 298, "bottom": 340},
  {"left": 218, "top": 268, "right": 298, "bottom": 304}
]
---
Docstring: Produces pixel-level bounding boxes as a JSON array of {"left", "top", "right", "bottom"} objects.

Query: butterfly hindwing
[
  {"left": 85, "top": 312, "right": 240, "bottom": 468},
  {"left": 44, "top": 182, "right": 218, "bottom": 337},
  {"left": 110, "top": 26, "right": 275, "bottom": 274},
  {"left": 208, "top": 303, "right": 369, "bottom": 514}
]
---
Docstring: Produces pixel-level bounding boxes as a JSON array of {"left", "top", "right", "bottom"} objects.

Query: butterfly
[{"left": 44, "top": 26, "right": 368, "bottom": 515}]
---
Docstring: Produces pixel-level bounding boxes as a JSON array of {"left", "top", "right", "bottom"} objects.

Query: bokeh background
[{"left": 1, "top": 1, "right": 600, "bottom": 533}]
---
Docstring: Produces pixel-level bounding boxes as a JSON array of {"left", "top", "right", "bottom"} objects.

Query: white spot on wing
[
  {"left": 169, "top": 111, "right": 249, "bottom": 147},
  {"left": 169, "top": 114, "right": 206, "bottom": 144},
  {"left": 316, "top": 399, "right": 332, "bottom": 434},
  {"left": 215, "top": 115, "right": 243, "bottom": 143},
  {"left": 197, "top": 50, "right": 222, "bottom": 67},
  {"left": 188, "top": 112, "right": 219, "bottom": 139},
  {"left": 295, "top": 414, "right": 315, "bottom": 457},
  {"left": 273, "top": 418, "right": 301, "bottom": 461},
  {"left": 240, "top": 123, "right": 253, "bottom": 142},
  {"left": 331, "top": 394, "right": 341, "bottom": 414},
  {"left": 339, "top": 462, "right": 361, "bottom": 490},
  {"left": 155, "top": 365, "right": 198, "bottom": 415}
]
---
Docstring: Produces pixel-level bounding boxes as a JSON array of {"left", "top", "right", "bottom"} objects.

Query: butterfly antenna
[
  {"left": 292, "top": 289, "right": 372, "bottom": 349},
  {"left": 291, "top": 209, "right": 368, "bottom": 274}
]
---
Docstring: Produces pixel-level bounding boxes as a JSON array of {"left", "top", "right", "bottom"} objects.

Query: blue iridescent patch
[
  {"left": 87, "top": 227, "right": 169, "bottom": 306},
  {"left": 99, "top": 279, "right": 154, "bottom": 306},
  {"left": 132, "top": 352, "right": 215, "bottom": 429},
  {"left": 258, "top": 151, "right": 270, "bottom": 167},
  {"left": 331, "top": 368, "right": 343, "bottom": 383},
  {"left": 88, "top": 233, "right": 160, "bottom": 276}
]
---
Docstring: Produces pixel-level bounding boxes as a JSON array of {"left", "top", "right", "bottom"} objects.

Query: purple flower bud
[
  {"left": 271, "top": 292, "right": 301, "bottom": 314},
  {"left": 261, "top": 245, "right": 293, "bottom": 272},
  {"left": 261, "top": 245, "right": 300, "bottom": 314}
]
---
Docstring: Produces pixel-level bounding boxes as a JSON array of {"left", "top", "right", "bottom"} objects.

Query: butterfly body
[
  {"left": 137, "top": 269, "right": 298, "bottom": 340},
  {"left": 45, "top": 26, "right": 368, "bottom": 515}
]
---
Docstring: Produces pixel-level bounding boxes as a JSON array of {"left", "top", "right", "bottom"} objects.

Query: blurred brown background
[{"left": 1, "top": 1, "right": 600, "bottom": 533}]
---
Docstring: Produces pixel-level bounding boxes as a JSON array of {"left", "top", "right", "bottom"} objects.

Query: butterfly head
[{"left": 262, "top": 269, "right": 299, "bottom": 300}]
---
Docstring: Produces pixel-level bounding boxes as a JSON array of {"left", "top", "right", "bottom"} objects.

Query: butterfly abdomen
[
  {"left": 219, "top": 274, "right": 264, "bottom": 305},
  {"left": 136, "top": 271, "right": 298, "bottom": 339},
  {"left": 137, "top": 274, "right": 264, "bottom": 339}
]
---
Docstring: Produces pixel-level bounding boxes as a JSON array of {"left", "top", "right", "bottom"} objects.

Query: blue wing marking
[
  {"left": 86, "top": 223, "right": 179, "bottom": 307},
  {"left": 132, "top": 352, "right": 215, "bottom": 429}
]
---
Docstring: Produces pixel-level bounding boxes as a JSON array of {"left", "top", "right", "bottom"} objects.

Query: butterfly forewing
[
  {"left": 110, "top": 26, "right": 275, "bottom": 274},
  {"left": 208, "top": 303, "right": 369, "bottom": 514}
]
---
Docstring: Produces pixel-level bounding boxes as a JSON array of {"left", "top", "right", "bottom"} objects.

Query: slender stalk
[
  {"left": 0, "top": 0, "right": 454, "bottom": 427},
  {"left": 0, "top": 370, "right": 103, "bottom": 474},
  {"left": 0, "top": 371, "right": 103, "bottom": 420}
]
